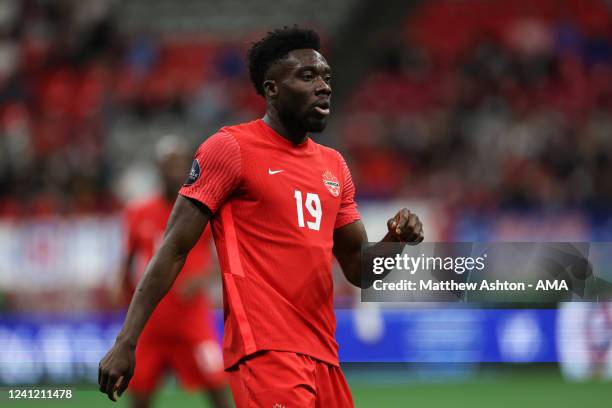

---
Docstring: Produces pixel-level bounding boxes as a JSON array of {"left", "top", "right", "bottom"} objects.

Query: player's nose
[{"left": 314, "top": 77, "right": 331, "bottom": 96}]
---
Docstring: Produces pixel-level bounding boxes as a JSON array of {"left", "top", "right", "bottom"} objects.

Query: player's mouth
[{"left": 312, "top": 100, "right": 331, "bottom": 117}]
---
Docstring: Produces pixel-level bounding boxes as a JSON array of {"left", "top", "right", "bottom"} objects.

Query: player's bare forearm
[
  {"left": 99, "top": 195, "right": 211, "bottom": 401},
  {"left": 333, "top": 208, "right": 424, "bottom": 288}
]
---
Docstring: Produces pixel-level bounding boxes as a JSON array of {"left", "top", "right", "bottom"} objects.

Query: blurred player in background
[
  {"left": 99, "top": 27, "right": 423, "bottom": 406},
  {"left": 558, "top": 302, "right": 612, "bottom": 381},
  {"left": 119, "top": 135, "right": 230, "bottom": 408}
]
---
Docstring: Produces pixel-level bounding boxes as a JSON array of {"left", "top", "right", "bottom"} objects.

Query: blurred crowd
[
  {"left": 343, "top": 0, "right": 612, "bottom": 212},
  {"left": 0, "top": 0, "right": 266, "bottom": 218},
  {"left": 0, "top": 0, "right": 611, "bottom": 217},
  {"left": 0, "top": 0, "right": 120, "bottom": 216}
]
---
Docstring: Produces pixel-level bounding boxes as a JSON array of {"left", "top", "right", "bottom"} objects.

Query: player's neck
[{"left": 262, "top": 112, "right": 307, "bottom": 145}]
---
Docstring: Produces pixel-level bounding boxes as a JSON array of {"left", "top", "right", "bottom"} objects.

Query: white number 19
[{"left": 294, "top": 190, "right": 322, "bottom": 231}]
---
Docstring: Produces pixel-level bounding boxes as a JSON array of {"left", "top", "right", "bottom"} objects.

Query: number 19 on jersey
[{"left": 294, "top": 190, "right": 321, "bottom": 231}]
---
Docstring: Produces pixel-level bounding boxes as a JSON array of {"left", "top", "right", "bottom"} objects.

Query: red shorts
[
  {"left": 228, "top": 351, "right": 353, "bottom": 408},
  {"left": 129, "top": 337, "right": 226, "bottom": 394}
]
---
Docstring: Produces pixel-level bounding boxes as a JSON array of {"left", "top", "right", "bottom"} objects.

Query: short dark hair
[{"left": 247, "top": 26, "right": 321, "bottom": 96}]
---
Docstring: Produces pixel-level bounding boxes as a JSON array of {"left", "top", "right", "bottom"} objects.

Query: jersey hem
[
  {"left": 179, "top": 192, "right": 216, "bottom": 214},
  {"left": 224, "top": 346, "right": 340, "bottom": 371},
  {"left": 334, "top": 216, "right": 361, "bottom": 230}
]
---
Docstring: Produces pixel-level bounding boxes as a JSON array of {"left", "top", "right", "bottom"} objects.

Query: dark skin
[
  {"left": 262, "top": 48, "right": 332, "bottom": 143},
  {"left": 98, "top": 48, "right": 424, "bottom": 402}
]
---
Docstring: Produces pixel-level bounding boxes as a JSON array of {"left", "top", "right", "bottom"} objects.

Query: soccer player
[
  {"left": 119, "top": 136, "right": 230, "bottom": 408},
  {"left": 99, "top": 27, "right": 424, "bottom": 407}
]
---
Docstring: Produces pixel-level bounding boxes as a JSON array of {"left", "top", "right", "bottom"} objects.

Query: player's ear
[{"left": 263, "top": 80, "right": 277, "bottom": 99}]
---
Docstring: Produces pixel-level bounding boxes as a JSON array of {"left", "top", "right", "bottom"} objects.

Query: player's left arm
[{"left": 333, "top": 208, "right": 424, "bottom": 288}]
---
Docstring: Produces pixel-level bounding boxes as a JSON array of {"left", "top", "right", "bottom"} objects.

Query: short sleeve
[
  {"left": 179, "top": 130, "right": 241, "bottom": 213},
  {"left": 335, "top": 154, "right": 361, "bottom": 229}
]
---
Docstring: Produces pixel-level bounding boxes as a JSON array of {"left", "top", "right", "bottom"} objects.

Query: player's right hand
[{"left": 98, "top": 340, "right": 135, "bottom": 402}]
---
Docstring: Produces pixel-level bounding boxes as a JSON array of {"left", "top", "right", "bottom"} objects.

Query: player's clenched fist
[
  {"left": 98, "top": 341, "right": 135, "bottom": 401},
  {"left": 387, "top": 208, "right": 424, "bottom": 243}
]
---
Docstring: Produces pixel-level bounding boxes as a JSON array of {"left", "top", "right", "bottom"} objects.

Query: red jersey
[
  {"left": 179, "top": 119, "right": 360, "bottom": 369},
  {"left": 125, "top": 195, "right": 214, "bottom": 341}
]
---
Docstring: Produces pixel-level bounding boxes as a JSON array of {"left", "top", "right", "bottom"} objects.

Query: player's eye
[
  {"left": 323, "top": 75, "right": 332, "bottom": 84},
  {"left": 301, "top": 72, "right": 314, "bottom": 81}
]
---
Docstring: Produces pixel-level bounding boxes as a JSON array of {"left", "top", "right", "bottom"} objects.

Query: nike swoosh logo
[{"left": 268, "top": 169, "right": 284, "bottom": 175}]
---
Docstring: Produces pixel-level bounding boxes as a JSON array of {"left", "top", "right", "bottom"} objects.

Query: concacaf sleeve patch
[{"left": 183, "top": 159, "right": 201, "bottom": 186}]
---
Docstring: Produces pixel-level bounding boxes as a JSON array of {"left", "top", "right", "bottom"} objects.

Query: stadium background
[{"left": 0, "top": 0, "right": 611, "bottom": 406}]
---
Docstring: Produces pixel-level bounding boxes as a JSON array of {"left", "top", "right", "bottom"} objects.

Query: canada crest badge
[{"left": 322, "top": 170, "right": 340, "bottom": 197}]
